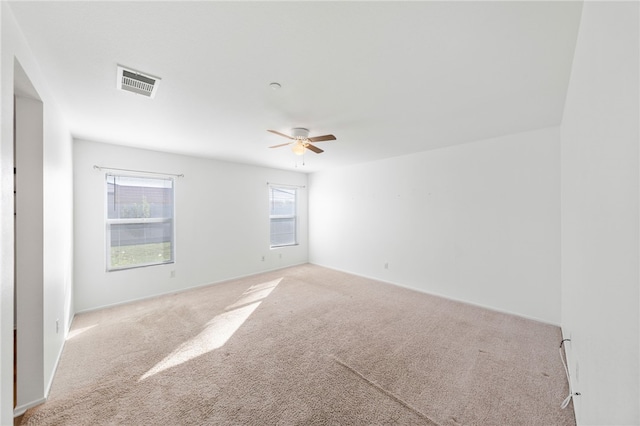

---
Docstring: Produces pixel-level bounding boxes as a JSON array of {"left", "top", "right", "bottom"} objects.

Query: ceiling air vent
[{"left": 116, "top": 65, "right": 161, "bottom": 98}]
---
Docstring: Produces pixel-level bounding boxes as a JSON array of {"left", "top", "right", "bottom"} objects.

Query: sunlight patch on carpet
[
  {"left": 66, "top": 324, "right": 97, "bottom": 340},
  {"left": 140, "top": 278, "right": 282, "bottom": 380}
]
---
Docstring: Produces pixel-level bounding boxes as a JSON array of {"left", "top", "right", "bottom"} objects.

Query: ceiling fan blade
[
  {"left": 267, "top": 130, "right": 293, "bottom": 139},
  {"left": 305, "top": 143, "right": 324, "bottom": 154},
  {"left": 307, "top": 134, "right": 336, "bottom": 142},
  {"left": 269, "top": 142, "right": 293, "bottom": 149}
]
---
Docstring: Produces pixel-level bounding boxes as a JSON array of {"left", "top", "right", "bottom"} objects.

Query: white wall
[
  {"left": 560, "top": 2, "right": 639, "bottom": 425},
  {"left": 1, "top": 3, "right": 74, "bottom": 422},
  {"left": 73, "top": 140, "right": 307, "bottom": 312},
  {"left": 41, "top": 80, "right": 74, "bottom": 404},
  {"left": 310, "top": 127, "right": 560, "bottom": 324}
]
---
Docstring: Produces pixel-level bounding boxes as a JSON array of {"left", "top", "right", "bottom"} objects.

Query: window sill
[
  {"left": 107, "top": 260, "right": 175, "bottom": 272},
  {"left": 270, "top": 243, "right": 299, "bottom": 249}
]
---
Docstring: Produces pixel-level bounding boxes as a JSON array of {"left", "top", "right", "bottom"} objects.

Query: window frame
[
  {"left": 269, "top": 185, "right": 298, "bottom": 248},
  {"left": 105, "top": 173, "right": 176, "bottom": 271}
]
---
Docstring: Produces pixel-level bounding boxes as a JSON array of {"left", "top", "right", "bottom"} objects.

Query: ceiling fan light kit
[
  {"left": 291, "top": 128, "right": 309, "bottom": 156},
  {"left": 267, "top": 128, "right": 336, "bottom": 157},
  {"left": 291, "top": 141, "right": 306, "bottom": 156}
]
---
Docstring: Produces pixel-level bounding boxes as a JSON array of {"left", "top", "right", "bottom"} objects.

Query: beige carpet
[{"left": 22, "top": 264, "right": 575, "bottom": 425}]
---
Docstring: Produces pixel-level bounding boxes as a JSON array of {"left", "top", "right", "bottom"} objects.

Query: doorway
[{"left": 13, "top": 60, "right": 45, "bottom": 415}]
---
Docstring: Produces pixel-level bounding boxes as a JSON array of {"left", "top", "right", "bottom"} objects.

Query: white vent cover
[{"left": 116, "top": 65, "right": 161, "bottom": 98}]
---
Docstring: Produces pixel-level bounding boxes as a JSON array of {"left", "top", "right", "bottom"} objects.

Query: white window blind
[
  {"left": 269, "top": 186, "right": 297, "bottom": 247},
  {"left": 106, "top": 174, "right": 175, "bottom": 270}
]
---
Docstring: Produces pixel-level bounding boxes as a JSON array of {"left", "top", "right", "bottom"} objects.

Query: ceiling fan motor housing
[{"left": 291, "top": 128, "right": 309, "bottom": 139}]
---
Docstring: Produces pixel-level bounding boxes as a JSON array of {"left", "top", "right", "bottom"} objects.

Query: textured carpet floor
[{"left": 22, "top": 264, "right": 575, "bottom": 425}]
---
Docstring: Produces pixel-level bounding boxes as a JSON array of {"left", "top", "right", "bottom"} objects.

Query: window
[
  {"left": 269, "top": 186, "right": 297, "bottom": 247},
  {"left": 106, "top": 174, "right": 174, "bottom": 270}
]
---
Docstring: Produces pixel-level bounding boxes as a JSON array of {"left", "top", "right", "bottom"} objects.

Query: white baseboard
[
  {"left": 14, "top": 397, "right": 45, "bottom": 417},
  {"left": 75, "top": 262, "right": 309, "bottom": 315},
  {"left": 309, "top": 262, "right": 561, "bottom": 327},
  {"left": 45, "top": 327, "right": 68, "bottom": 398},
  {"left": 16, "top": 316, "right": 77, "bottom": 418}
]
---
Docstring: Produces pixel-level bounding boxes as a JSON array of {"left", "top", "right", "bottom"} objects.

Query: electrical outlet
[
  {"left": 384, "top": 262, "right": 389, "bottom": 269},
  {"left": 56, "top": 319, "right": 59, "bottom": 334},
  {"left": 261, "top": 256, "right": 265, "bottom": 262},
  {"left": 279, "top": 253, "right": 282, "bottom": 259},
  {"left": 170, "top": 270, "right": 176, "bottom": 278}
]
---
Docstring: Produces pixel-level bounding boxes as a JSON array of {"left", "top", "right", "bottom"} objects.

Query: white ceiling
[{"left": 8, "top": 1, "right": 582, "bottom": 173}]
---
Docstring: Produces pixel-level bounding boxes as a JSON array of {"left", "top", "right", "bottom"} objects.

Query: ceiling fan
[{"left": 268, "top": 128, "right": 336, "bottom": 155}]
